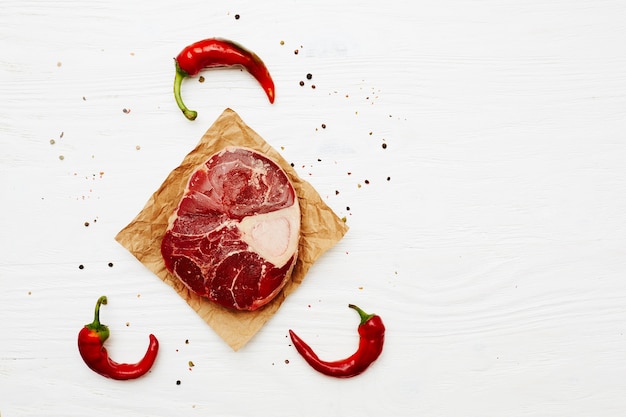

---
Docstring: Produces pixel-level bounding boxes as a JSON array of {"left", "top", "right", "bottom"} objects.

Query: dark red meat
[{"left": 161, "top": 147, "right": 300, "bottom": 311}]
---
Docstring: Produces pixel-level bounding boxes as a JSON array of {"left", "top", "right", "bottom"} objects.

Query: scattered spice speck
[
  {"left": 122, "top": 108, "right": 130, "bottom": 114},
  {"left": 125, "top": 322, "right": 130, "bottom": 327},
  {"left": 294, "top": 49, "right": 299, "bottom": 55},
  {"left": 50, "top": 139, "right": 55, "bottom": 145},
  {"left": 321, "top": 123, "right": 326, "bottom": 129},
  {"left": 346, "top": 206, "right": 351, "bottom": 211},
  {"left": 60, "top": 132, "right": 64, "bottom": 138},
  {"left": 234, "top": 13, "right": 240, "bottom": 19},
  {"left": 299, "top": 80, "right": 304, "bottom": 86},
  {"left": 78, "top": 264, "right": 84, "bottom": 270},
  {"left": 364, "top": 179, "right": 370, "bottom": 184},
  {"left": 280, "top": 40, "right": 285, "bottom": 45},
  {"left": 84, "top": 221, "right": 90, "bottom": 227},
  {"left": 108, "top": 262, "right": 114, "bottom": 268},
  {"left": 387, "top": 176, "right": 391, "bottom": 181},
  {"left": 311, "top": 84, "right": 316, "bottom": 89},
  {"left": 382, "top": 143, "right": 387, "bottom": 149},
  {"left": 199, "top": 76, "right": 205, "bottom": 83},
  {"left": 136, "top": 145, "right": 141, "bottom": 150},
  {"left": 284, "top": 359, "right": 290, "bottom": 364},
  {"left": 306, "top": 73, "right": 312, "bottom": 80},
  {"left": 176, "top": 380, "right": 181, "bottom": 385},
  {"left": 188, "top": 361, "right": 195, "bottom": 367},
  {"left": 335, "top": 190, "right": 340, "bottom": 195},
  {"left": 57, "top": 62, "right": 62, "bottom": 67},
  {"left": 59, "top": 155, "right": 65, "bottom": 160}
]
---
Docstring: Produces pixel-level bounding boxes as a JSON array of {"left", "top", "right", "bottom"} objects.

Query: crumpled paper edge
[{"left": 115, "top": 108, "right": 349, "bottom": 351}]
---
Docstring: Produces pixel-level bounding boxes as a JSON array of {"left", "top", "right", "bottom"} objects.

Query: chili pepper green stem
[
  {"left": 85, "top": 295, "right": 110, "bottom": 341},
  {"left": 173, "top": 62, "right": 197, "bottom": 121},
  {"left": 348, "top": 304, "right": 375, "bottom": 325}
]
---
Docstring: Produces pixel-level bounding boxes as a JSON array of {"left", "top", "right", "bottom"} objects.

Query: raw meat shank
[{"left": 161, "top": 146, "right": 300, "bottom": 311}]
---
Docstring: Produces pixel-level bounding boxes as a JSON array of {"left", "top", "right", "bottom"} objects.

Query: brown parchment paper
[{"left": 115, "top": 108, "right": 349, "bottom": 351}]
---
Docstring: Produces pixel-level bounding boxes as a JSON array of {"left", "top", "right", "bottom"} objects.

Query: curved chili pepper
[
  {"left": 288, "top": 304, "right": 385, "bottom": 378},
  {"left": 77, "top": 295, "right": 159, "bottom": 380},
  {"left": 173, "top": 37, "right": 275, "bottom": 120}
]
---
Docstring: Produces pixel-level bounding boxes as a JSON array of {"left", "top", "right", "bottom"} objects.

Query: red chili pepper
[
  {"left": 173, "top": 37, "right": 275, "bottom": 120},
  {"left": 77, "top": 296, "right": 159, "bottom": 380},
  {"left": 288, "top": 304, "right": 385, "bottom": 378}
]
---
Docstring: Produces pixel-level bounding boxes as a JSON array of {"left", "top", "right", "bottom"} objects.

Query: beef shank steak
[{"left": 161, "top": 146, "right": 300, "bottom": 311}]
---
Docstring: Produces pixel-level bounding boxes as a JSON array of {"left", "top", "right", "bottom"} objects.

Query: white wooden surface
[{"left": 2, "top": 0, "right": 626, "bottom": 416}]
